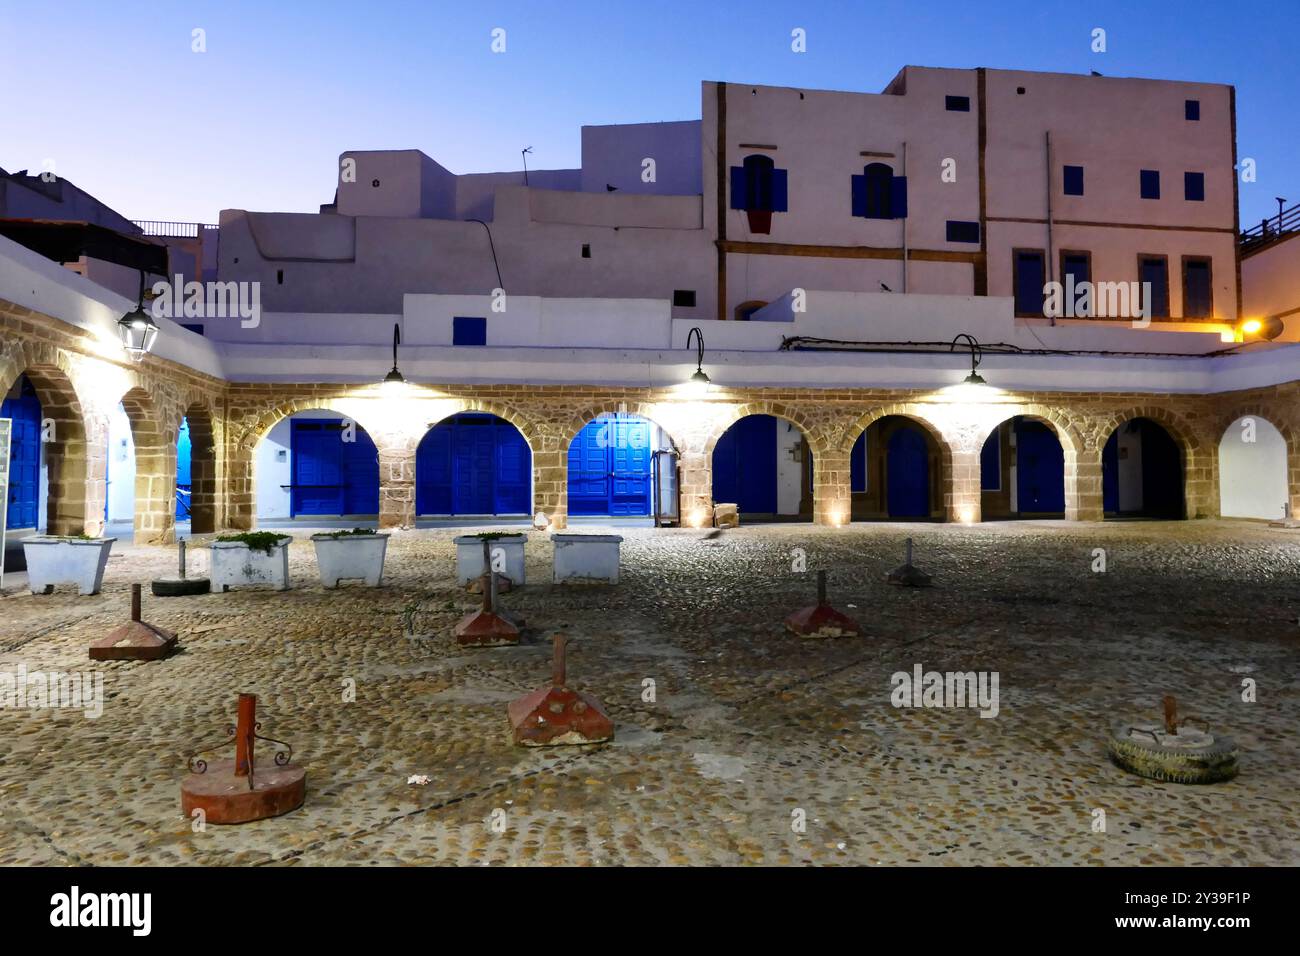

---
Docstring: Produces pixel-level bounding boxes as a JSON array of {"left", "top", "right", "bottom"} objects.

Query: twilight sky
[{"left": 1, "top": 0, "right": 1295, "bottom": 226}]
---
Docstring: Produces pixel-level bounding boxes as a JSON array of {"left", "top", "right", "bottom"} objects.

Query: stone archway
[
  {"left": 181, "top": 398, "right": 218, "bottom": 533},
  {"left": 840, "top": 404, "right": 956, "bottom": 523},
  {"left": 1215, "top": 406, "right": 1296, "bottom": 520},
  {"left": 1094, "top": 405, "right": 1207, "bottom": 519},
  {"left": 117, "top": 385, "right": 176, "bottom": 544}
]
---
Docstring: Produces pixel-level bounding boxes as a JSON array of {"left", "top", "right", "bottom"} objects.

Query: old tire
[
  {"left": 151, "top": 577, "right": 211, "bottom": 597},
  {"left": 1107, "top": 723, "right": 1238, "bottom": 784}
]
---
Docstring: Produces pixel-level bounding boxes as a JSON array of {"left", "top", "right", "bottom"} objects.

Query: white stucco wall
[
  {"left": 1219, "top": 415, "right": 1289, "bottom": 519},
  {"left": 106, "top": 402, "right": 134, "bottom": 523}
]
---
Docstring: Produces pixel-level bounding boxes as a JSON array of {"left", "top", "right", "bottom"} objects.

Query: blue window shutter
[
  {"left": 851, "top": 175, "right": 866, "bottom": 217},
  {"left": 1063, "top": 165, "right": 1084, "bottom": 196},
  {"left": 770, "top": 168, "right": 788, "bottom": 212},
  {"left": 453, "top": 316, "right": 487, "bottom": 346},
  {"left": 1140, "top": 169, "right": 1160, "bottom": 200},
  {"left": 890, "top": 176, "right": 908, "bottom": 219},
  {"left": 1184, "top": 171, "right": 1205, "bottom": 201},
  {"left": 730, "top": 166, "right": 747, "bottom": 210}
]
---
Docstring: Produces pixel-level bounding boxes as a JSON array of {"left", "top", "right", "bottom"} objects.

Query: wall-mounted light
[
  {"left": 950, "top": 333, "right": 986, "bottom": 386},
  {"left": 684, "top": 326, "right": 711, "bottom": 395},
  {"left": 381, "top": 323, "right": 406, "bottom": 396},
  {"left": 1238, "top": 315, "right": 1284, "bottom": 342},
  {"left": 118, "top": 271, "right": 158, "bottom": 362}
]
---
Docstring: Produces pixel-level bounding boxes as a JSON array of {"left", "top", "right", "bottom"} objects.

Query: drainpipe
[
  {"left": 1045, "top": 130, "right": 1056, "bottom": 326},
  {"left": 901, "top": 140, "right": 909, "bottom": 293}
]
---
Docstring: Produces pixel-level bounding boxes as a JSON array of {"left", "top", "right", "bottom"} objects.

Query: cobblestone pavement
[{"left": 1, "top": 520, "right": 1297, "bottom": 866}]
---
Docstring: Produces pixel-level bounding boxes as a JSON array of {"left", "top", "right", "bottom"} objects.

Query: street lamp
[
  {"left": 950, "top": 333, "right": 986, "bottom": 386},
  {"left": 684, "top": 326, "right": 711, "bottom": 395},
  {"left": 118, "top": 271, "right": 159, "bottom": 362},
  {"left": 381, "top": 323, "right": 406, "bottom": 395}
]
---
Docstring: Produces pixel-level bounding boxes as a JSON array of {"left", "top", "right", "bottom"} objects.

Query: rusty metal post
[
  {"left": 130, "top": 583, "right": 141, "bottom": 623},
  {"left": 1162, "top": 695, "right": 1178, "bottom": 736},
  {"left": 906, "top": 536, "right": 913, "bottom": 566},
  {"left": 178, "top": 538, "right": 187, "bottom": 580},
  {"left": 553, "top": 634, "right": 569, "bottom": 687},
  {"left": 234, "top": 693, "right": 256, "bottom": 778}
]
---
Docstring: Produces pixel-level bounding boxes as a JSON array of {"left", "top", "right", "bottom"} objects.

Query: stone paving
[{"left": 1, "top": 520, "right": 1297, "bottom": 867}]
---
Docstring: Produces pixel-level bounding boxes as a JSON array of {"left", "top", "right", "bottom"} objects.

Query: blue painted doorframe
[
  {"left": 290, "top": 419, "right": 380, "bottom": 517},
  {"left": 1014, "top": 419, "right": 1065, "bottom": 514},
  {"left": 416, "top": 413, "right": 531, "bottom": 516},
  {"left": 2, "top": 375, "right": 41, "bottom": 530},
  {"left": 568, "top": 415, "right": 654, "bottom": 517}
]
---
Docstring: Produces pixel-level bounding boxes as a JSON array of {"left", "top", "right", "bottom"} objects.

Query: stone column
[
  {"left": 224, "top": 444, "right": 255, "bottom": 531},
  {"left": 1073, "top": 443, "right": 1104, "bottom": 521},
  {"left": 677, "top": 449, "right": 711, "bottom": 526},
  {"left": 378, "top": 438, "right": 416, "bottom": 529},
  {"left": 812, "top": 450, "right": 850, "bottom": 526},
  {"left": 132, "top": 418, "right": 177, "bottom": 546},
  {"left": 946, "top": 447, "right": 981, "bottom": 523},
  {"left": 531, "top": 426, "right": 568, "bottom": 530}
]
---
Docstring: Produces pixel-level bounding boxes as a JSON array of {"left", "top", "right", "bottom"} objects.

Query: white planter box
[
  {"left": 210, "top": 537, "right": 291, "bottom": 591},
  {"left": 311, "top": 533, "right": 389, "bottom": 588},
  {"left": 552, "top": 533, "right": 623, "bottom": 584},
  {"left": 23, "top": 537, "right": 116, "bottom": 595},
  {"left": 454, "top": 534, "right": 526, "bottom": 586}
]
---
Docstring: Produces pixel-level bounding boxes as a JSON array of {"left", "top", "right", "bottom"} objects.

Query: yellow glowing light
[
  {"left": 687, "top": 509, "right": 709, "bottom": 528},
  {"left": 1219, "top": 330, "right": 1236, "bottom": 344},
  {"left": 958, "top": 506, "right": 977, "bottom": 524},
  {"left": 1241, "top": 318, "right": 1263, "bottom": 335}
]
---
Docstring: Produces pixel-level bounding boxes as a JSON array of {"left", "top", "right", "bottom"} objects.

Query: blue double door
[
  {"left": 2, "top": 375, "right": 42, "bottom": 530},
  {"left": 417, "top": 414, "right": 530, "bottom": 516},
  {"left": 568, "top": 415, "right": 653, "bottom": 517},
  {"left": 712, "top": 414, "right": 779, "bottom": 515},
  {"left": 290, "top": 419, "right": 380, "bottom": 516}
]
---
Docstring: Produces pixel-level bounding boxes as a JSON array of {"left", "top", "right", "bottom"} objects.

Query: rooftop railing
[
  {"left": 1240, "top": 200, "right": 1300, "bottom": 252},
  {"left": 131, "top": 220, "right": 217, "bottom": 238}
]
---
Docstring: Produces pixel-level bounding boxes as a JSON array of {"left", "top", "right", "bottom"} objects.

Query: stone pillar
[
  {"left": 678, "top": 450, "right": 712, "bottom": 526},
  {"left": 1185, "top": 444, "right": 1215, "bottom": 519},
  {"left": 1074, "top": 444, "right": 1104, "bottom": 521},
  {"left": 224, "top": 444, "right": 255, "bottom": 531},
  {"left": 946, "top": 448, "right": 981, "bottom": 523},
  {"left": 378, "top": 439, "right": 416, "bottom": 529},
  {"left": 812, "top": 450, "right": 850, "bottom": 526},
  {"left": 532, "top": 428, "right": 567, "bottom": 530},
  {"left": 188, "top": 419, "right": 218, "bottom": 534},
  {"left": 133, "top": 419, "right": 177, "bottom": 546}
]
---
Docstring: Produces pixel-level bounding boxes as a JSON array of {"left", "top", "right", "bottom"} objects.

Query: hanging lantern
[{"left": 118, "top": 303, "right": 159, "bottom": 361}]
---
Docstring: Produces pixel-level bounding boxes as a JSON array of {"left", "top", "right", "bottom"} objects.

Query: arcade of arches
[{"left": 5, "top": 298, "right": 1300, "bottom": 539}]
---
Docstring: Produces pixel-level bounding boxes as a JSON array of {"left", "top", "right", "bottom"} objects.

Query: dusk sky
[{"left": 2, "top": 0, "right": 1296, "bottom": 226}]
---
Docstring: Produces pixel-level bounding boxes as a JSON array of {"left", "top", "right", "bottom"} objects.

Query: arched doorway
[
  {"left": 1219, "top": 415, "right": 1289, "bottom": 520},
  {"left": 979, "top": 416, "right": 1066, "bottom": 518},
  {"left": 254, "top": 410, "right": 379, "bottom": 522},
  {"left": 1102, "top": 417, "right": 1184, "bottom": 519},
  {"left": 182, "top": 403, "right": 217, "bottom": 533},
  {"left": 2, "top": 364, "right": 88, "bottom": 536},
  {"left": 567, "top": 412, "right": 674, "bottom": 518},
  {"left": 848, "top": 415, "right": 943, "bottom": 520},
  {"left": 416, "top": 412, "right": 532, "bottom": 517},
  {"left": 711, "top": 414, "right": 812, "bottom": 521}
]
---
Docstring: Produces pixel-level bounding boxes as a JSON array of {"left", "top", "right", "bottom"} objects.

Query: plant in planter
[
  {"left": 311, "top": 527, "right": 389, "bottom": 588},
  {"left": 210, "top": 532, "right": 292, "bottom": 591},
  {"left": 22, "top": 534, "right": 117, "bottom": 595},
  {"left": 453, "top": 531, "right": 526, "bottom": 586}
]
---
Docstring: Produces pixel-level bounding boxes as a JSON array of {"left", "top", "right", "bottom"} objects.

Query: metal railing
[
  {"left": 132, "top": 220, "right": 216, "bottom": 238},
  {"left": 1240, "top": 200, "right": 1300, "bottom": 250}
]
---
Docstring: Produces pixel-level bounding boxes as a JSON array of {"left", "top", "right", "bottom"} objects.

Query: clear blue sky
[{"left": 1, "top": 0, "right": 1295, "bottom": 226}]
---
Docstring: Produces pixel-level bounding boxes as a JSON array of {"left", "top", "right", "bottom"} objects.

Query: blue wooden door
[
  {"left": 291, "top": 420, "right": 378, "bottom": 516},
  {"left": 568, "top": 416, "right": 652, "bottom": 516},
  {"left": 1102, "top": 430, "right": 1120, "bottom": 513},
  {"left": 2, "top": 377, "right": 42, "bottom": 530},
  {"left": 175, "top": 417, "right": 191, "bottom": 519},
  {"left": 886, "top": 426, "right": 930, "bottom": 518},
  {"left": 712, "top": 415, "right": 777, "bottom": 514},
  {"left": 1015, "top": 419, "right": 1065, "bottom": 513},
  {"left": 416, "top": 414, "right": 531, "bottom": 516}
]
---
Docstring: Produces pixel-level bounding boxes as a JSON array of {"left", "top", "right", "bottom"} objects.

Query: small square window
[
  {"left": 672, "top": 289, "right": 696, "bottom": 308},
  {"left": 1063, "top": 165, "right": 1084, "bottom": 196},
  {"left": 1185, "top": 99, "right": 1200, "bottom": 121},
  {"left": 946, "top": 220, "right": 980, "bottom": 243},
  {"left": 581, "top": 244, "right": 591, "bottom": 258},
  {"left": 1140, "top": 169, "right": 1161, "bottom": 200},
  {"left": 1184, "top": 171, "right": 1205, "bottom": 202},
  {"left": 452, "top": 316, "right": 487, "bottom": 346},
  {"left": 945, "top": 95, "right": 970, "bottom": 112},
  {"left": 276, "top": 269, "right": 284, "bottom": 284}
]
